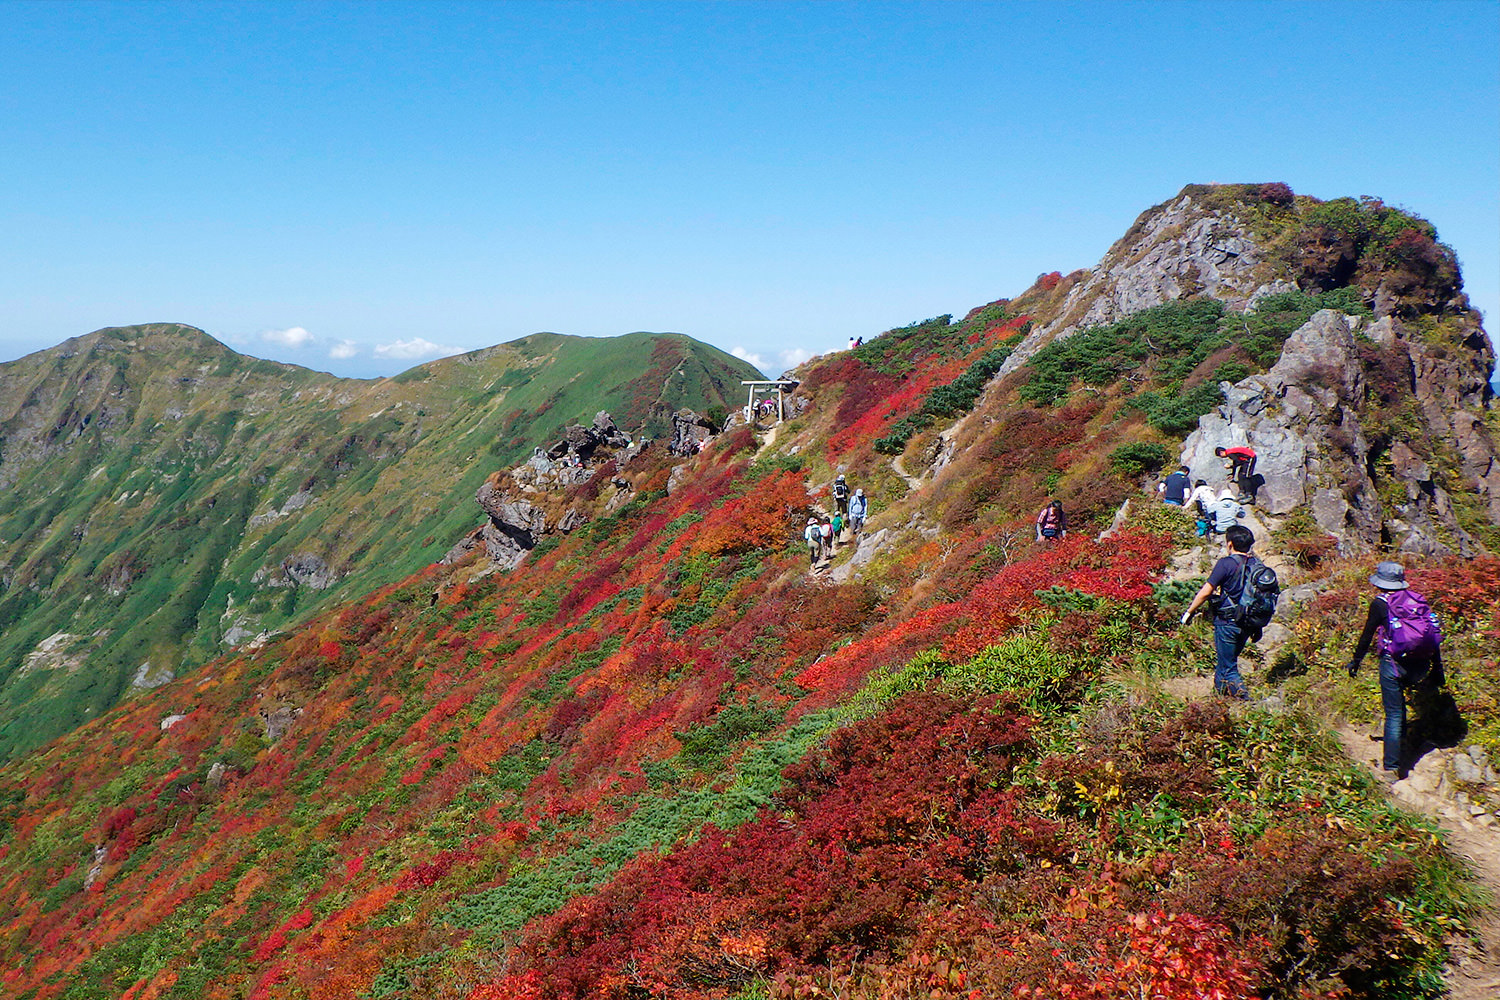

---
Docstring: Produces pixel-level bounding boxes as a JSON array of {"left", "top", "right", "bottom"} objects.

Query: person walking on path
[
  {"left": 1158, "top": 465, "right": 1191, "bottom": 506},
  {"left": 832, "top": 511, "right": 845, "bottom": 543},
  {"left": 1207, "top": 489, "right": 1245, "bottom": 536},
  {"left": 1215, "top": 445, "right": 1257, "bottom": 503},
  {"left": 832, "top": 475, "right": 850, "bottom": 516},
  {"left": 804, "top": 517, "right": 822, "bottom": 566},
  {"left": 821, "top": 517, "right": 836, "bottom": 556},
  {"left": 848, "top": 489, "right": 868, "bottom": 534},
  {"left": 1180, "top": 524, "right": 1259, "bottom": 700},
  {"left": 1348, "top": 562, "right": 1445, "bottom": 776},
  {"left": 1035, "top": 500, "right": 1066, "bottom": 542}
]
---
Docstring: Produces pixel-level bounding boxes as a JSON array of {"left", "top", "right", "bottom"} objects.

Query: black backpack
[{"left": 1227, "top": 556, "right": 1279, "bottom": 630}]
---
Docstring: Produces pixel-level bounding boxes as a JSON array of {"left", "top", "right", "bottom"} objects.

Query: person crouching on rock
[
  {"left": 1180, "top": 524, "right": 1257, "bottom": 700},
  {"left": 1348, "top": 561, "right": 1445, "bottom": 777},
  {"left": 1215, "top": 445, "right": 1257, "bottom": 503},
  {"left": 1207, "top": 489, "right": 1245, "bottom": 537},
  {"left": 1158, "top": 465, "right": 1191, "bottom": 506}
]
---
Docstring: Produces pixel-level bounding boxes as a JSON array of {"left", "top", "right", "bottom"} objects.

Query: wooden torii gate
[{"left": 741, "top": 379, "right": 797, "bottom": 423}]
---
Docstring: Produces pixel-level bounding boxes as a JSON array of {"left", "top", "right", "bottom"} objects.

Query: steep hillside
[
  {"left": 1, "top": 186, "right": 1497, "bottom": 1000},
  {"left": 0, "top": 325, "right": 759, "bottom": 760}
]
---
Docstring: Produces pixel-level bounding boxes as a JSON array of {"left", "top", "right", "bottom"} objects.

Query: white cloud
[
  {"left": 328, "top": 339, "right": 359, "bottom": 360},
  {"left": 373, "top": 337, "right": 465, "bottom": 360},
  {"left": 730, "top": 346, "right": 765, "bottom": 368},
  {"left": 779, "top": 347, "right": 814, "bottom": 368},
  {"left": 261, "top": 325, "right": 315, "bottom": 348}
]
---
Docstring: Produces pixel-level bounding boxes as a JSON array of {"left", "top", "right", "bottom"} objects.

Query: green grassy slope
[{"left": 0, "top": 324, "right": 761, "bottom": 761}]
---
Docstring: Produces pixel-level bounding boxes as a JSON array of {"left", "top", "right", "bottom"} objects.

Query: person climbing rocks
[
  {"left": 1180, "top": 524, "right": 1259, "bottom": 700},
  {"left": 832, "top": 474, "right": 850, "bottom": 516},
  {"left": 1035, "top": 500, "right": 1066, "bottom": 542},
  {"left": 848, "top": 489, "right": 868, "bottom": 534},
  {"left": 1215, "top": 445, "right": 1257, "bottom": 503},
  {"left": 1207, "top": 488, "right": 1245, "bottom": 536},
  {"left": 804, "top": 517, "right": 822, "bottom": 566},
  {"left": 1348, "top": 561, "right": 1445, "bottom": 777},
  {"left": 1158, "top": 465, "right": 1191, "bottom": 506},
  {"left": 1188, "top": 479, "right": 1217, "bottom": 537}
]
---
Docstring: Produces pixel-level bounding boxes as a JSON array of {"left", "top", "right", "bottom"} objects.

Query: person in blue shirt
[
  {"left": 1180, "top": 524, "right": 1257, "bottom": 700},
  {"left": 1158, "top": 465, "right": 1191, "bottom": 505},
  {"left": 848, "top": 489, "right": 868, "bottom": 534}
]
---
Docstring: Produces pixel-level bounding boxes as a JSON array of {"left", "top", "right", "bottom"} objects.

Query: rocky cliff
[{"left": 992, "top": 183, "right": 1497, "bottom": 553}]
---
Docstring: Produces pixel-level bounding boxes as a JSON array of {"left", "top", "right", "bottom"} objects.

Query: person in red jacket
[{"left": 1215, "top": 445, "right": 1257, "bottom": 503}]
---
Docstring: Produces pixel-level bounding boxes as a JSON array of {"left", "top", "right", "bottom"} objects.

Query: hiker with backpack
[
  {"left": 1180, "top": 524, "right": 1280, "bottom": 700},
  {"left": 1036, "top": 500, "right": 1066, "bottom": 542},
  {"left": 1158, "top": 465, "right": 1192, "bottom": 506},
  {"left": 832, "top": 475, "right": 850, "bottom": 516},
  {"left": 821, "top": 517, "right": 836, "bottom": 556},
  {"left": 804, "top": 517, "right": 823, "bottom": 566},
  {"left": 1347, "top": 561, "right": 1444, "bottom": 776},
  {"left": 848, "top": 489, "right": 868, "bottom": 534}
]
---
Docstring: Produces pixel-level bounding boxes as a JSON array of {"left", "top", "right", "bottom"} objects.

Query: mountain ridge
[
  {"left": 1, "top": 184, "right": 1497, "bottom": 999},
  {"left": 0, "top": 323, "right": 760, "bottom": 760}
]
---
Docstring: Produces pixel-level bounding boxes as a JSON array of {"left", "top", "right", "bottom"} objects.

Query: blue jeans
[
  {"left": 1379, "top": 654, "right": 1406, "bottom": 772},
  {"left": 1213, "top": 618, "right": 1249, "bottom": 699}
]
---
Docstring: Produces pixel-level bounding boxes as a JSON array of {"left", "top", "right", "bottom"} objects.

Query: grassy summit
[{"left": 0, "top": 324, "right": 759, "bottom": 760}]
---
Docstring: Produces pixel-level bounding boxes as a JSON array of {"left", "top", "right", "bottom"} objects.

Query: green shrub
[{"left": 1109, "top": 441, "right": 1171, "bottom": 476}]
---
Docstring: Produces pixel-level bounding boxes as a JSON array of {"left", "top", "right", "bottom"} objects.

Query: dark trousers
[
  {"left": 1213, "top": 618, "right": 1249, "bottom": 699},
  {"left": 1378, "top": 654, "right": 1405, "bottom": 772}
]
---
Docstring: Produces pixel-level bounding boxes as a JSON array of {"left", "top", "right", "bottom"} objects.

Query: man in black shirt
[
  {"left": 1180, "top": 524, "right": 1256, "bottom": 700},
  {"left": 1348, "top": 561, "right": 1444, "bottom": 775}
]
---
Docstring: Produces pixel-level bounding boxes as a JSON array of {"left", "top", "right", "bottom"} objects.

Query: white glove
[{"left": 1180, "top": 610, "right": 1193, "bottom": 625}]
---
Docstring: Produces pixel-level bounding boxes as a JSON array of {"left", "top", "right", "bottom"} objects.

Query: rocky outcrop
[
  {"left": 1182, "top": 309, "right": 1496, "bottom": 555},
  {"left": 668, "top": 409, "right": 715, "bottom": 457},
  {"left": 995, "top": 191, "right": 1295, "bottom": 382},
  {"left": 467, "top": 411, "right": 642, "bottom": 569}
]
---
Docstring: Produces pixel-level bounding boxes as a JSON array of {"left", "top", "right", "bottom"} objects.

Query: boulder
[{"left": 668, "top": 409, "right": 716, "bottom": 457}]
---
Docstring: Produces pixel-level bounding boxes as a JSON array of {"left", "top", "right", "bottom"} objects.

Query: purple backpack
[{"left": 1381, "top": 589, "right": 1442, "bottom": 661}]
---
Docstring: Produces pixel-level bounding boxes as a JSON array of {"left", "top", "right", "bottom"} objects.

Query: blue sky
[{"left": 1, "top": 0, "right": 1496, "bottom": 380}]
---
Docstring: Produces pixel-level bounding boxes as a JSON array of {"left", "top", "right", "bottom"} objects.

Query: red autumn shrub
[
  {"left": 1169, "top": 820, "right": 1422, "bottom": 994},
  {"left": 498, "top": 694, "right": 1058, "bottom": 998},
  {"left": 691, "top": 470, "right": 809, "bottom": 556}
]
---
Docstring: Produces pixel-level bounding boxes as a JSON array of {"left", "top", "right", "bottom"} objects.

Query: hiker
[
  {"left": 848, "top": 336, "right": 857, "bottom": 351},
  {"left": 1215, "top": 445, "right": 1257, "bottom": 502},
  {"left": 1348, "top": 562, "right": 1445, "bottom": 776},
  {"left": 1188, "top": 479, "right": 1217, "bottom": 537},
  {"left": 804, "top": 517, "right": 822, "bottom": 566},
  {"left": 821, "top": 518, "right": 835, "bottom": 556},
  {"left": 832, "top": 474, "right": 850, "bottom": 516},
  {"left": 1180, "top": 524, "right": 1270, "bottom": 700},
  {"left": 848, "top": 489, "right": 868, "bottom": 534},
  {"left": 1207, "top": 489, "right": 1245, "bottom": 536},
  {"left": 1035, "top": 500, "right": 1066, "bottom": 542},
  {"left": 1158, "top": 465, "right": 1191, "bottom": 506},
  {"left": 832, "top": 511, "right": 844, "bottom": 542}
]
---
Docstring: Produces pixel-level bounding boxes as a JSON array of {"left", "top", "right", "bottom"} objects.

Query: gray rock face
[
  {"left": 668, "top": 409, "right": 715, "bottom": 457},
  {"left": 476, "top": 479, "right": 547, "bottom": 570},
  {"left": 1182, "top": 309, "right": 1493, "bottom": 554},
  {"left": 281, "top": 553, "right": 335, "bottom": 590},
  {"left": 995, "top": 192, "right": 1295, "bottom": 382}
]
